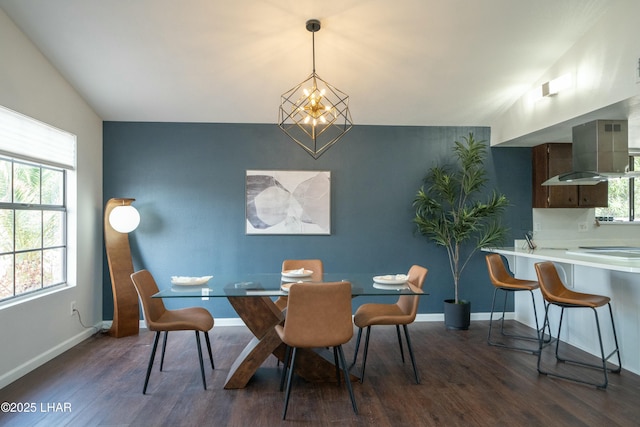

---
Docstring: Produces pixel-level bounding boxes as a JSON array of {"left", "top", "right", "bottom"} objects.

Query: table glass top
[{"left": 153, "top": 273, "right": 426, "bottom": 298}]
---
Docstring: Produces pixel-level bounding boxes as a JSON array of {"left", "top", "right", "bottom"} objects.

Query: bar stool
[
  {"left": 534, "top": 261, "right": 621, "bottom": 388},
  {"left": 485, "top": 253, "right": 548, "bottom": 354}
]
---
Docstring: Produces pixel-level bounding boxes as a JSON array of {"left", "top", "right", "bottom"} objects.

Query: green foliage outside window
[
  {"left": 0, "top": 158, "right": 66, "bottom": 301},
  {"left": 595, "top": 157, "right": 640, "bottom": 221}
]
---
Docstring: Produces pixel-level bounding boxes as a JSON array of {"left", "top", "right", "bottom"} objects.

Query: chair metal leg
[
  {"left": 280, "top": 345, "right": 292, "bottom": 392},
  {"left": 282, "top": 347, "right": 298, "bottom": 420},
  {"left": 204, "top": 331, "right": 214, "bottom": 370},
  {"left": 337, "top": 345, "right": 358, "bottom": 415},
  {"left": 160, "top": 331, "right": 168, "bottom": 371},
  {"left": 333, "top": 347, "right": 341, "bottom": 386},
  {"left": 360, "top": 326, "right": 372, "bottom": 383},
  {"left": 499, "top": 288, "right": 508, "bottom": 333},
  {"left": 488, "top": 287, "right": 543, "bottom": 354},
  {"left": 540, "top": 302, "right": 553, "bottom": 345},
  {"left": 143, "top": 331, "right": 161, "bottom": 394},
  {"left": 395, "top": 325, "right": 405, "bottom": 363},
  {"left": 606, "top": 303, "right": 622, "bottom": 373},
  {"left": 554, "top": 307, "right": 566, "bottom": 361},
  {"left": 535, "top": 300, "right": 554, "bottom": 349},
  {"left": 402, "top": 325, "right": 420, "bottom": 384},
  {"left": 487, "top": 287, "right": 499, "bottom": 344},
  {"left": 195, "top": 331, "right": 207, "bottom": 390},
  {"left": 350, "top": 327, "right": 363, "bottom": 368},
  {"left": 538, "top": 302, "right": 621, "bottom": 388}
]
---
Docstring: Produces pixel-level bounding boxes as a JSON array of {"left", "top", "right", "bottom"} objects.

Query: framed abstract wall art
[{"left": 245, "top": 170, "right": 331, "bottom": 235}]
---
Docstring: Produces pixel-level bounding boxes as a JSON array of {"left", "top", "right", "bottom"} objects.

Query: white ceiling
[{"left": 0, "top": 0, "right": 615, "bottom": 128}]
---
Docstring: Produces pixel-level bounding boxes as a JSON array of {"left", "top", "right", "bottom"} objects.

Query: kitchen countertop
[{"left": 482, "top": 246, "right": 640, "bottom": 273}]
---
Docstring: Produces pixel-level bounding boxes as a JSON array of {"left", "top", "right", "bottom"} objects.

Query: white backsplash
[{"left": 531, "top": 208, "right": 640, "bottom": 248}]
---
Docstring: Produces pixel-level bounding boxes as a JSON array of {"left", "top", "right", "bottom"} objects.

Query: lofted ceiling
[{"left": 0, "top": 0, "right": 616, "bottom": 131}]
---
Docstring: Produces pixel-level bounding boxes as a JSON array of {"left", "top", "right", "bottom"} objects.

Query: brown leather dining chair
[
  {"left": 534, "top": 261, "right": 621, "bottom": 388},
  {"left": 351, "top": 264, "right": 428, "bottom": 384},
  {"left": 486, "top": 253, "right": 549, "bottom": 353},
  {"left": 130, "top": 270, "right": 214, "bottom": 394},
  {"left": 275, "top": 281, "right": 357, "bottom": 420},
  {"left": 274, "top": 259, "right": 324, "bottom": 311}
]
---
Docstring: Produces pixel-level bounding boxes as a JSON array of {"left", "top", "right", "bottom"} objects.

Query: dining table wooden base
[{"left": 224, "top": 295, "right": 357, "bottom": 389}]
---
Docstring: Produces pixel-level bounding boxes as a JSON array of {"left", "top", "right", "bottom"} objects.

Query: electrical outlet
[
  {"left": 578, "top": 222, "right": 588, "bottom": 232},
  {"left": 70, "top": 301, "right": 77, "bottom": 316},
  {"left": 534, "top": 223, "right": 541, "bottom": 232}
]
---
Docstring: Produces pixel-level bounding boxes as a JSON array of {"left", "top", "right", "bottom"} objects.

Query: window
[
  {"left": 0, "top": 158, "right": 66, "bottom": 300},
  {"left": 0, "top": 105, "right": 75, "bottom": 302},
  {"left": 595, "top": 156, "right": 640, "bottom": 222}
]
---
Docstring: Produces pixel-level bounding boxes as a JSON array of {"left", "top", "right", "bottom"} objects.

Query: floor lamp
[{"left": 104, "top": 198, "right": 141, "bottom": 338}]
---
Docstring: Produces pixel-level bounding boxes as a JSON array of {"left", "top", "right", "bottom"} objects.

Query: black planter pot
[{"left": 444, "top": 299, "right": 471, "bottom": 330}]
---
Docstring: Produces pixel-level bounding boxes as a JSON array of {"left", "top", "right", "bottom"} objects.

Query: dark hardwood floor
[{"left": 1, "top": 320, "right": 639, "bottom": 426}]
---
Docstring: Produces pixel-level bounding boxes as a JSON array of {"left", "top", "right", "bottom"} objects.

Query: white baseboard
[
  {"left": 0, "top": 324, "right": 101, "bottom": 389},
  {"left": 414, "top": 312, "right": 513, "bottom": 322}
]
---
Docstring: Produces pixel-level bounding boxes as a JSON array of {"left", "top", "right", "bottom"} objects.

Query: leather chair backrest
[
  {"left": 486, "top": 253, "right": 512, "bottom": 286},
  {"left": 534, "top": 261, "right": 567, "bottom": 301},
  {"left": 397, "top": 264, "right": 428, "bottom": 318},
  {"left": 281, "top": 281, "right": 352, "bottom": 348},
  {"left": 130, "top": 269, "right": 167, "bottom": 328}
]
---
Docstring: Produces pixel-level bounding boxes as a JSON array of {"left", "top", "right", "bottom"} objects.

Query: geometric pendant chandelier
[{"left": 278, "top": 19, "right": 353, "bottom": 159}]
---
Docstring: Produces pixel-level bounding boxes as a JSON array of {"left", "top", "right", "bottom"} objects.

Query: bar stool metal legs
[
  {"left": 537, "top": 301, "right": 621, "bottom": 388},
  {"left": 487, "top": 286, "right": 551, "bottom": 354}
]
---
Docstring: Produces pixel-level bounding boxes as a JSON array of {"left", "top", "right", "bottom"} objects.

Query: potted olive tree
[{"left": 413, "top": 133, "right": 508, "bottom": 329}]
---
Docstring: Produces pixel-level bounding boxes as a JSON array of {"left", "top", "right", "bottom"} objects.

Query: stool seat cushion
[
  {"left": 493, "top": 277, "right": 539, "bottom": 291},
  {"left": 545, "top": 288, "right": 610, "bottom": 308}
]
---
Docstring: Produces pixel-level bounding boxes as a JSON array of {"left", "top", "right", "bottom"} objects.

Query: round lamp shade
[{"left": 109, "top": 205, "right": 140, "bottom": 233}]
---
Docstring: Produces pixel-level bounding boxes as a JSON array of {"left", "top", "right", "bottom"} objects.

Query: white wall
[
  {"left": 491, "top": 0, "right": 640, "bottom": 145},
  {"left": 532, "top": 208, "right": 640, "bottom": 248},
  {"left": 0, "top": 9, "right": 103, "bottom": 388}
]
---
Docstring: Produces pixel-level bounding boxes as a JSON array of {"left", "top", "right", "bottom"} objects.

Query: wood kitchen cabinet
[{"left": 532, "top": 143, "right": 608, "bottom": 208}]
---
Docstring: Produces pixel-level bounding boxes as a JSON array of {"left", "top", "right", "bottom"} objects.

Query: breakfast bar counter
[{"left": 484, "top": 246, "right": 640, "bottom": 273}]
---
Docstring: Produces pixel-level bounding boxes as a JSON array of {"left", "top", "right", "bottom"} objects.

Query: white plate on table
[
  {"left": 170, "top": 275, "right": 213, "bottom": 286},
  {"left": 373, "top": 274, "right": 408, "bottom": 285},
  {"left": 281, "top": 269, "right": 313, "bottom": 278},
  {"left": 280, "top": 276, "right": 314, "bottom": 283},
  {"left": 373, "top": 282, "right": 409, "bottom": 290},
  {"left": 171, "top": 284, "right": 209, "bottom": 292},
  {"left": 280, "top": 282, "right": 294, "bottom": 292}
]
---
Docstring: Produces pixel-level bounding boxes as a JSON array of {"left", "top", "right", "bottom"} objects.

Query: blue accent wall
[{"left": 103, "top": 122, "right": 532, "bottom": 318}]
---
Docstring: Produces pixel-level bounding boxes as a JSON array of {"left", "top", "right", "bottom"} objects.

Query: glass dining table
[{"left": 153, "top": 272, "right": 426, "bottom": 389}]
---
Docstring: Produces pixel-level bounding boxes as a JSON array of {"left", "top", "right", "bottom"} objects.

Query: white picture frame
[{"left": 245, "top": 170, "right": 331, "bottom": 235}]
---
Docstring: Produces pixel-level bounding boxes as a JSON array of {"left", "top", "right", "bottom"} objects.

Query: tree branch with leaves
[{"left": 413, "top": 133, "right": 509, "bottom": 304}]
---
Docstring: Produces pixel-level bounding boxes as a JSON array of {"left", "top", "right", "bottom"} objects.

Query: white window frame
[{"left": 0, "top": 105, "right": 76, "bottom": 305}]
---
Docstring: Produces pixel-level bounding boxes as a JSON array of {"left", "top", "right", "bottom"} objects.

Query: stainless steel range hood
[{"left": 542, "top": 119, "right": 637, "bottom": 186}]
